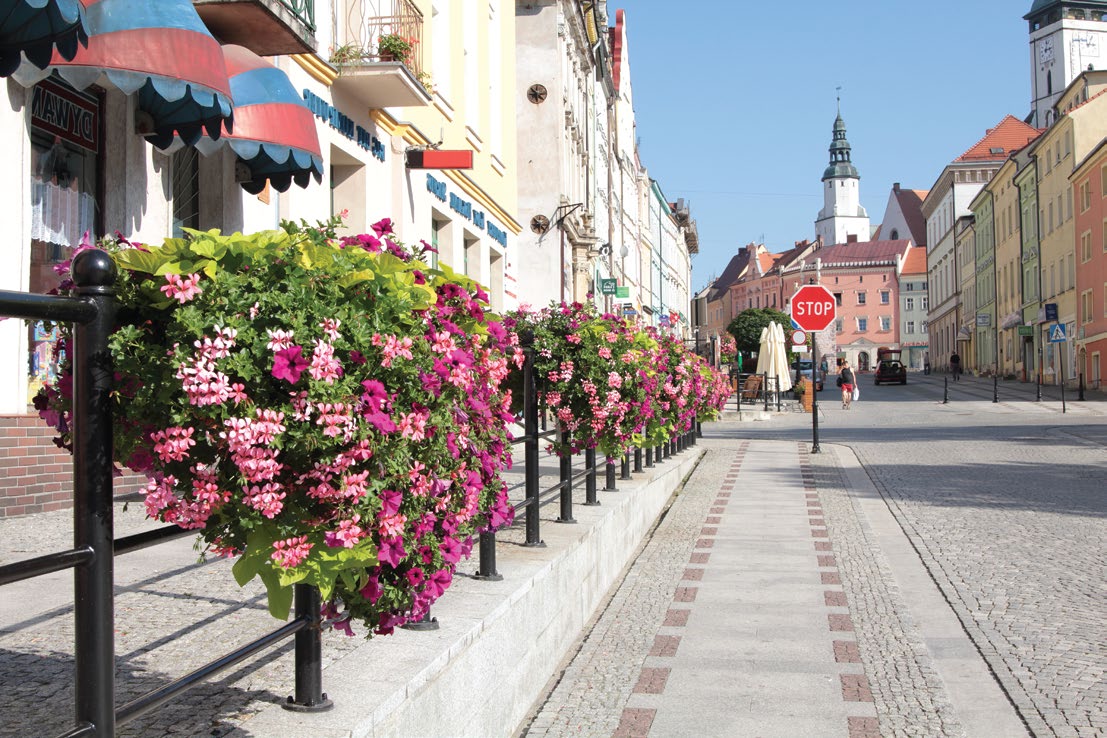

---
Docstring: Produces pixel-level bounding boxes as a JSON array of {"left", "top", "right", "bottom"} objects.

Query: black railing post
[
  {"left": 656, "top": 443, "right": 665, "bottom": 462},
  {"left": 1079, "top": 372, "right": 1086, "bottom": 401},
  {"left": 474, "top": 530, "right": 502, "bottom": 581},
  {"left": 606, "top": 456, "right": 619, "bottom": 489},
  {"left": 522, "top": 331, "right": 543, "bottom": 547},
  {"left": 696, "top": 421, "right": 702, "bottom": 438},
  {"left": 71, "top": 250, "right": 118, "bottom": 738},
  {"left": 776, "top": 376, "right": 782, "bottom": 412},
  {"left": 943, "top": 376, "right": 949, "bottom": 404},
  {"left": 645, "top": 445, "right": 654, "bottom": 468},
  {"left": 283, "top": 584, "right": 334, "bottom": 711},
  {"left": 634, "top": 447, "right": 643, "bottom": 472},
  {"left": 557, "top": 428, "right": 575, "bottom": 523},
  {"left": 620, "top": 453, "right": 631, "bottom": 480},
  {"left": 584, "top": 448, "right": 599, "bottom": 505},
  {"left": 993, "top": 374, "right": 999, "bottom": 403},
  {"left": 1036, "top": 375, "right": 1042, "bottom": 402},
  {"left": 763, "top": 372, "right": 770, "bottom": 411}
]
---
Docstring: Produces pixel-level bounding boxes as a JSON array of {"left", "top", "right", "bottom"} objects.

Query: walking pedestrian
[
  {"left": 837, "top": 360, "right": 856, "bottom": 409},
  {"left": 950, "top": 352, "right": 961, "bottom": 381}
]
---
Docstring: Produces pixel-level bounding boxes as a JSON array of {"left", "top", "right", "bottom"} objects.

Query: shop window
[
  {"left": 488, "top": 249, "right": 504, "bottom": 312},
  {"left": 171, "top": 147, "right": 200, "bottom": 237},
  {"left": 330, "top": 146, "right": 366, "bottom": 236},
  {"left": 28, "top": 79, "right": 102, "bottom": 398}
]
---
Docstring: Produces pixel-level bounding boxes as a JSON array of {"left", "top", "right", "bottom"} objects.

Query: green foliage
[{"left": 727, "top": 308, "right": 792, "bottom": 354}]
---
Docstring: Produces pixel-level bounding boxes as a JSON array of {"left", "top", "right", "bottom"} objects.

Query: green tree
[{"left": 726, "top": 308, "right": 791, "bottom": 355}]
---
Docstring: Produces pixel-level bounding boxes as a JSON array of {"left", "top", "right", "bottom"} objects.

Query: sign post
[
  {"left": 1049, "top": 322, "right": 1067, "bottom": 413},
  {"left": 790, "top": 285, "right": 837, "bottom": 454}
]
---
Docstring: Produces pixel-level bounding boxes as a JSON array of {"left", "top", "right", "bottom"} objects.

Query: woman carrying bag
[{"left": 837, "top": 360, "right": 856, "bottom": 410}]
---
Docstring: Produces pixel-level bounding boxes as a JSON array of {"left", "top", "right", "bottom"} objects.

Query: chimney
[{"left": 893, "top": 182, "right": 900, "bottom": 192}]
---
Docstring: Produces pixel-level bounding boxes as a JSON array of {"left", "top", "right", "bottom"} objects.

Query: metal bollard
[
  {"left": 474, "top": 529, "right": 503, "bottom": 581},
  {"left": 634, "top": 447, "right": 643, "bottom": 472},
  {"left": 584, "top": 448, "right": 599, "bottom": 505},
  {"left": 605, "top": 455, "right": 619, "bottom": 490},
  {"left": 645, "top": 445, "right": 654, "bottom": 468},
  {"left": 943, "top": 377, "right": 949, "bottom": 404},
  {"left": 620, "top": 454, "right": 631, "bottom": 480},
  {"left": 284, "top": 584, "right": 335, "bottom": 711},
  {"left": 557, "top": 430, "right": 575, "bottom": 523},
  {"left": 993, "top": 374, "right": 999, "bottom": 403}
]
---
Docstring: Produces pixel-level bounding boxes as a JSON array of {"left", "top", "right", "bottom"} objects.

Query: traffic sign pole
[{"left": 810, "top": 330, "right": 820, "bottom": 453}]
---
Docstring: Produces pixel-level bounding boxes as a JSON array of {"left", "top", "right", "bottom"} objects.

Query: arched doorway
[{"left": 858, "top": 351, "right": 871, "bottom": 371}]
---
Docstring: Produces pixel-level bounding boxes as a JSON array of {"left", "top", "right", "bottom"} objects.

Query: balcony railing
[
  {"left": 278, "top": 0, "right": 315, "bottom": 32},
  {"left": 333, "top": 0, "right": 424, "bottom": 79}
]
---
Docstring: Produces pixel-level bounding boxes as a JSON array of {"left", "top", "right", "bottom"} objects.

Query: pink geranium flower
[{"left": 160, "top": 273, "right": 203, "bottom": 303}]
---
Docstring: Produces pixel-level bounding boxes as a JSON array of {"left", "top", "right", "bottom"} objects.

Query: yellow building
[{"left": 1027, "top": 70, "right": 1107, "bottom": 384}]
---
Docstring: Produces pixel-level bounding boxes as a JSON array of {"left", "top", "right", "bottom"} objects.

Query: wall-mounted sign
[
  {"left": 599, "top": 278, "right": 617, "bottom": 295},
  {"left": 1017, "top": 325, "right": 1034, "bottom": 337},
  {"left": 1045, "top": 303, "right": 1058, "bottom": 321},
  {"left": 302, "top": 89, "right": 385, "bottom": 162},
  {"left": 406, "top": 149, "right": 473, "bottom": 169},
  {"left": 615, "top": 286, "right": 630, "bottom": 298},
  {"left": 31, "top": 79, "right": 98, "bottom": 153},
  {"left": 976, "top": 313, "right": 991, "bottom": 327},
  {"left": 426, "top": 174, "right": 509, "bottom": 247}
]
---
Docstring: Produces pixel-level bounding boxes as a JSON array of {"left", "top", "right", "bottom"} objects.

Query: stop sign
[{"left": 790, "top": 285, "right": 837, "bottom": 332}]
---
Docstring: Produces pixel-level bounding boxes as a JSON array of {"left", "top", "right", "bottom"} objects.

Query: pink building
[
  {"left": 782, "top": 240, "right": 914, "bottom": 372},
  {"left": 1071, "top": 139, "right": 1107, "bottom": 390}
]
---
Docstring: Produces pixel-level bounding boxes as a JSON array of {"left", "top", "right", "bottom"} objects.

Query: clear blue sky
[{"left": 621, "top": 1, "right": 1031, "bottom": 292}]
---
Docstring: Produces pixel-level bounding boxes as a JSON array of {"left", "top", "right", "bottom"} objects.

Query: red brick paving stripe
[
  {"left": 706, "top": 516, "right": 721, "bottom": 524},
  {"left": 818, "top": 555, "right": 837, "bottom": 567},
  {"left": 710, "top": 507, "right": 725, "bottom": 515},
  {"left": 805, "top": 493, "right": 818, "bottom": 499},
  {"left": 689, "top": 552, "right": 710, "bottom": 564},
  {"left": 633, "top": 667, "right": 671, "bottom": 694},
  {"left": 834, "top": 640, "right": 862, "bottom": 663},
  {"left": 673, "top": 586, "right": 698, "bottom": 602},
  {"left": 847, "top": 716, "right": 880, "bottom": 737},
  {"left": 828, "top": 614, "right": 855, "bottom": 632},
  {"left": 811, "top": 528, "right": 829, "bottom": 538},
  {"left": 809, "top": 517, "right": 826, "bottom": 526},
  {"left": 717, "top": 491, "right": 732, "bottom": 497},
  {"left": 695, "top": 538, "right": 714, "bottom": 549},
  {"left": 682, "top": 568, "right": 704, "bottom": 581},
  {"left": 719, "top": 485, "right": 734, "bottom": 492},
  {"left": 700, "top": 527, "right": 718, "bottom": 536},
  {"left": 814, "top": 541, "right": 833, "bottom": 551},
  {"left": 649, "top": 634, "right": 681, "bottom": 657},
  {"left": 824, "top": 591, "right": 848, "bottom": 607},
  {"left": 613, "top": 707, "right": 657, "bottom": 737},
  {"left": 840, "top": 674, "right": 875, "bottom": 702},
  {"left": 663, "top": 609, "right": 690, "bottom": 627},
  {"left": 821, "top": 572, "right": 842, "bottom": 585},
  {"left": 806, "top": 500, "right": 822, "bottom": 507}
]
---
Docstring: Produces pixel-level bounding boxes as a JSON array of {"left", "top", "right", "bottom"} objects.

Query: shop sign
[
  {"left": 615, "top": 286, "right": 629, "bottom": 298},
  {"left": 1045, "top": 303, "right": 1058, "bottom": 321},
  {"left": 622, "top": 305, "right": 637, "bottom": 315},
  {"left": 599, "top": 278, "right": 617, "bottom": 295},
  {"left": 31, "top": 79, "right": 98, "bottom": 153},
  {"left": 976, "top": 313, "right": 991, "bottom": 326},
  {"left": 425, "top": 174, "right": 509, "bottom": 247},
  {"left": 1017, "top": 325, "right": 1034, "bottom": 337},
  {"left": 302, "top": 89, "right": 385, "bottom": 162}
]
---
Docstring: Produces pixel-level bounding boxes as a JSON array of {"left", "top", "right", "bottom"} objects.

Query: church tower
[
  {"left": 815, "top": 103, "right": 869, "bottom": 247},
  {"left": 1026, "top": 1, "right": 1107, "bottom": 127}
]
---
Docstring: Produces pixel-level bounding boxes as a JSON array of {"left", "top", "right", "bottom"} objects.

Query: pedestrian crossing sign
[{"left": 1048, "top": 323, "right": 1067, "bottom": 342}]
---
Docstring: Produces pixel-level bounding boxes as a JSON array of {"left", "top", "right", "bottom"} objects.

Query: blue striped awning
[
  {"left": 12, "top": 0, "right": 233, "bottom": 149},
  {"left": 0, "top": 0, "right": 87, "bottom": 76}
]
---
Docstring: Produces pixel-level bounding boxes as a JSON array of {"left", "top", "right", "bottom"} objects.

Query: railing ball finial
[{"left": 72, "top": 249, "right": 118, "bottom": 294}]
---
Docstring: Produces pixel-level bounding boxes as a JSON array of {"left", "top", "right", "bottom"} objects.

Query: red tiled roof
[
  {"left": 820, "top": 239, "right": 912, "bottom": 263},
  {"left": 708, "top": 250, "right": 751, "bottom": 299},
  {"left": 955, "top": 115, "right": 1043, "bottom": 163},
  {"left": 900, "top": 245, "right": 927, "bottom": 276},
  {"left": 758, "top": 251, "right": 777, "bottom": 273}
]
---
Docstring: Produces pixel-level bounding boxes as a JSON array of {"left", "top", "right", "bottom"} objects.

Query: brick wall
[{"left": 0, "top": 414, "right": 146, "bottom": 519}]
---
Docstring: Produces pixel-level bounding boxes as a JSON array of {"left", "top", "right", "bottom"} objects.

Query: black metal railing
[
  {"left": 277, "top": 0, "right": 316, "bottom": 33},
  {"left": 474, "top": 331, "right": 701, "bottom": 582},
  {"left": 0, "top": 250, "right": 330, "bottom": 738}
]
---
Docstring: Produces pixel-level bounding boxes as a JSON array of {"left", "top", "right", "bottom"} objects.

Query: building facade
[{"left": 814, "top": 108, "right": 870, "bottom": 247}]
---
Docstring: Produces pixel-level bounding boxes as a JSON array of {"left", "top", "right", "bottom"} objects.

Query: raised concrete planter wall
[{"left": 235, "top": 449, "right": 703, "bottom": 738}]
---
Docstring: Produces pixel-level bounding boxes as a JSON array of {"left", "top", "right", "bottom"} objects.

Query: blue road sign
[{"left": 1048, "top": 323, "right": 1067, "bottom": 343}]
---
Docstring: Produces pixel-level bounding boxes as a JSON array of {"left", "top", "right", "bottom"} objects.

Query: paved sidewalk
[{"left": 520, "top": 432, "right": 1028, "bottom": 738}]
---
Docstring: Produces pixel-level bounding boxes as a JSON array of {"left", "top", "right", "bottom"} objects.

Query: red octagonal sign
[{"left": 790, "top": 285, "right": 837, "bottom": 332}]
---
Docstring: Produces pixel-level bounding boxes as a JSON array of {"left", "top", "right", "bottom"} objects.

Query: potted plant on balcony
[
  {"left": 329, "top": 43, "right": 371, "bottom": 65},
  {"left": 377, "top": 33, "right": 413, "bottom": 63}
]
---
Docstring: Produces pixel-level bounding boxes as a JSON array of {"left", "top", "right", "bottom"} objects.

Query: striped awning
[
  {"left": 12, "top": 0, "right": 233, "bottom": 150},
  {"left": 197, "top": 44, "right": 322, "bottom": 194},
  {"left": 0, "top": 0, "right": 87, "bottom": 75}
]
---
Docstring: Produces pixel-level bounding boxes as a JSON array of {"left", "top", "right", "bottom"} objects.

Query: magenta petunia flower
[
  {"left": 378, "top": 536, "right": 406, "bottom": 567},
  {"left": 271, "top": 346, "right": 309, "bottom": 383}
]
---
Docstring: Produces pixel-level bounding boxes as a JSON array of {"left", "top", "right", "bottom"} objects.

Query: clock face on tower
[{"left": 1040, "top": 37, "right": 1054, "bottom": 63}]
